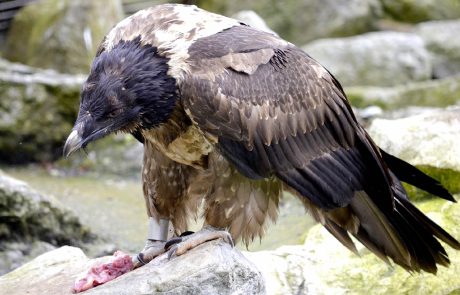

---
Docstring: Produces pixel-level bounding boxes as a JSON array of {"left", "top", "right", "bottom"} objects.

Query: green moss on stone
[
  {"left": 346, "top": 89, "right": 390, "bottom": 109},
  {"left": 381, "top": 0, "right": 460, "bottom": 23},
  {"left": 300, "top": 195, "right": 460, "bottom": 294},
  {"left": 389, "top": 77, "right": 460, "bottom": 109},
  {"left": 345, "top": 75, "right": 460, "bottom": 111}
]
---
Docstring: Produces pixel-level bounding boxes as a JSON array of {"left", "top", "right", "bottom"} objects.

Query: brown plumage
[{"left": 64, "top": 4, "right": 459, "bottom": 274}]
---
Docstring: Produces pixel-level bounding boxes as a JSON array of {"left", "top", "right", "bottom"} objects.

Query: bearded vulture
[{"left": 64, "top": 3, "right": 459, "bottom": 283}]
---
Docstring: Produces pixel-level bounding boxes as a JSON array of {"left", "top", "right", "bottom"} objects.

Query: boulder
[
  {"left": 367, "top": 107, "right": 460, "bottom": 174},
  {"left": 0, "top": 241, "right": 57, "bottom": 277},
  {"left": 3, "top": 0, "right": 124, "bottom": 74},
  {"left": 367, "top": 107, "right": 460, "bottom": 199},
  {"left": 0, "top": 58, "right": 84, "bottom": 164},
  {"left": 0, "top": 171, "right": 95, "bottom": 274},
  {"left": 303, "top": 32, "right": 431, "bottom": 87},
  {"left": 381, "top": 0, "right": 460, "bottom": 23},
  {"left": 345, "top": 75, "right": 460, "bottom": 110},
  {"left": 245, "top": 196, "right": 460, "bottom": 295},
  {"left": 0, "top": 240, "right": 265, "bottom": 295},
  {"left": 415, "top": 20, "right": 460, "bottom": 78}
]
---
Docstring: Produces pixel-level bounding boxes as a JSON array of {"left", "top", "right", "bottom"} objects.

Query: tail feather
[
  {"left": 347, "top": 176, "right": 459, "bottom": 274},
  {"left": 323, "top": 220, "right": 359, "bottom": 255},
  {"left": 380, "top": 149, "right": 455, "bottom": 202},
  {"left": 350, "top": 192, "right": 411, "bottom": 266},
  {"left": 298, "top": 144, "right": 459, "bottom": 273},
  {"left": 399, "top": 197, "right": 460, "bottom": 250}
]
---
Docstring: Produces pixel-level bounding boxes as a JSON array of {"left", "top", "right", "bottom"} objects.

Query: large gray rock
[
  {"left": 0, "top": 58, "right": 84, "bottom": 163},
  {"left": 245, "top": 196, "right": 460, "bottom": 295},
  {"left": 303, "top": 32, "right": 431, "bottom": 87},
  {"left": 367, "top": 107, "right": 460, "bottom": 172},
  {"left": 345, "top": 75, "right": 460, "bottom": 110},
  {"left": 0, "top": 240, "right": 265, "bottom": 295},
  {"left": 367, "top": 107, "right": 460, "bottom": 198},
  {"left": 381, "top": 0, "right": 460, "bottom": 23},
  {"left": 415, "top": 20, "right": 460, "bottom": 78},
  {"left": 4, "top": 0, "right": 123, "bottom": 74},
  {"left": 0, "top": 171, "right": 95, "bottom": 274}
]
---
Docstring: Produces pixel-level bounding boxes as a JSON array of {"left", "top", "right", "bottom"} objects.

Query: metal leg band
[{"left": 147, "top": 217, "right": 172, "bottom": 241}]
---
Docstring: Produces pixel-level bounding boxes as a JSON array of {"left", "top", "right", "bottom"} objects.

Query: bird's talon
[
  {"left": 180, "top": 231, "right": 195, "bottom": 237},
  {"left": 167, "top": 245, "right": 178, "bottom": 260},
  {"left": 164, "top": 237, "right": 182, "bottom": 250},
  {"left": 136, "top": 253, "right": 147, "bottom": 266},
  {"left": 225, "top": 234, "right": 234, "bottom": 248}
]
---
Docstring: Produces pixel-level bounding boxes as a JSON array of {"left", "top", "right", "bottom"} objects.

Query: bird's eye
[{"left": 106, "top": 109, "right": 120, "bottom": 118}]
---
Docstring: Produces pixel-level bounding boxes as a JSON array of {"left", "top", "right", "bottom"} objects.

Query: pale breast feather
[{"left": 100, "top": 4, "right": 242, "bottom": 82}]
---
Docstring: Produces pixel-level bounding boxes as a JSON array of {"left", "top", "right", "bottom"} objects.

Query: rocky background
[{"left": 0, "top": 0, "right": 460, "bottom": 294}]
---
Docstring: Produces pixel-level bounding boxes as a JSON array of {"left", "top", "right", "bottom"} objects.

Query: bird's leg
[
  {"left": 165, "top": 225, "right": 233, "bottom": 259},
  {"left": 132, "top": 217, "right": 173, "bottom": 268}
]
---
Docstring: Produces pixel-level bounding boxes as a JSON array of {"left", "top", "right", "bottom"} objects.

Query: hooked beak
[
  {"left": 63, "top": 129, "right": 83, "bottom": 158},
  {"left": 63, "top": 117, "right": 114, "bottom": 158}
]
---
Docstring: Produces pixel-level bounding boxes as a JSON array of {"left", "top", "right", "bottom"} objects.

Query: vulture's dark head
[{"left": 64, "top": 37, "right": 177, "bottom": 157}]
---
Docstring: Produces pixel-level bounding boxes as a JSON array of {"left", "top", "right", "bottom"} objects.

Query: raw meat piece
[{"left": 73, "top": 251, "right": 133, "bottom": 293}]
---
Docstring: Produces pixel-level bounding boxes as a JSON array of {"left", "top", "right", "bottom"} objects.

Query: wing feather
[{"left": 182, "top": 25, "right": 391, "bottom": 210}]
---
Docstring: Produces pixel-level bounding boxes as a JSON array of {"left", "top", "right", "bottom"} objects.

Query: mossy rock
[
  {"left": 345, "top": 75, "right": 460, "bottom": 110},
  {"left": 0, "top": 58, "right": 84, "bottom": 164},
  {"left": 0, "top": 172, "right": 94, "bottom": 245},
  {"left": 381, "top": 0, "right": 460, "bottom": 23},
  {"left": 4, "top": 0, "right": 123, "bottom": 74}
]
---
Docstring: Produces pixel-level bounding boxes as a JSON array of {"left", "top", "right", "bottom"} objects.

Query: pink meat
[{"left": 73, "top": 251, "right": 134, "bottom": 293}]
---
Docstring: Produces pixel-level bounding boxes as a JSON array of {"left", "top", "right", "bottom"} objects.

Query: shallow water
[{"left": 4, "top": 167, "right": 315, "bottom": 253}]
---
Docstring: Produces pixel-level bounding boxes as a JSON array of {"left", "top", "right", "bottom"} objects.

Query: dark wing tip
[{"left": 380, "top": 149, "right": 456, "bottom": 202}]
